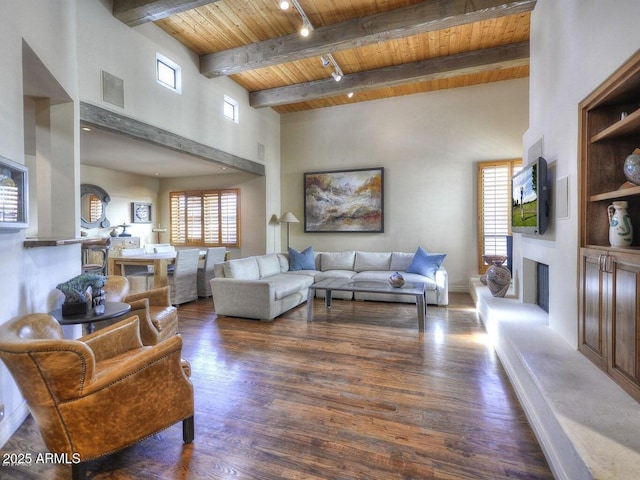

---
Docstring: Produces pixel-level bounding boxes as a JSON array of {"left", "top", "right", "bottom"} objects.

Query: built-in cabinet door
[
  {"left": 609, "top": 252, "right": 640, "bottom": 398},
  {"left": 579, "top": 248, "right": 607, "bottom": 369}
]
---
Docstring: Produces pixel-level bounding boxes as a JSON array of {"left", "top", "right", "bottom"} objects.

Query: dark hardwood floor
[{"left": 1, "top": 293, "right": 553, "bottom": 479}]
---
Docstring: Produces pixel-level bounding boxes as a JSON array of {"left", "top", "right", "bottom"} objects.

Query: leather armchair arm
[
  {"left": 124, "top": 286, "right": 171, "bottom": 307},
  {"left": 81, "top": 316, "right": 143, "bottom": 362}
]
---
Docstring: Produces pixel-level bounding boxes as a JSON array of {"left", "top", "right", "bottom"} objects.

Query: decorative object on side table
[
  {"left": 608, "top": 201, "right": 633, "bottom": 247},
  {"left": 388, "top": 272, "right": 405, "bottom": 287},
  {"left": 623, "top": 148, "right": 640, "bottom": 186},
  {"left": 56, "top": 273, "right": 106, "bottom": 316},
  {"left": 483, "top": 255, "right": 511, "bottom": 298}
]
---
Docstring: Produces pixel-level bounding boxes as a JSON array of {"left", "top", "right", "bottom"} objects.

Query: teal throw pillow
[
  {"left": 288, "top": 246, "right": 315, "bottom": 271},
  {"left": 406, "top": 247, "right": 446, "bottom": 279}
]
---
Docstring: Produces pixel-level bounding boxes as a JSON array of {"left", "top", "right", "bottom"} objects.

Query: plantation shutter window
[
  {"left": 477, "top": 160, "right": 521, "bottom": 274},
  {"left": 170, "top": 189, "right": 240, "bottom": 247}
]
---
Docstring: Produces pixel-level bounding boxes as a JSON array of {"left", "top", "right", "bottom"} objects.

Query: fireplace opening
[
  {"left": 536, "top": 262, "right": 549, "bottom": 313},
  {"left": 523, "top": 258, "right": 550, "bottom": 313}
]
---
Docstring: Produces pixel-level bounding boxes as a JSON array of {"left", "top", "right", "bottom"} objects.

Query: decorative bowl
[{"left": 388, "top": 272, "right": 405, "bottom": 288}]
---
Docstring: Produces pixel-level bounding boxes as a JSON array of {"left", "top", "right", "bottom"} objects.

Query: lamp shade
[{"left": 278, "top": 212, "right": 299, "bottom": 223}]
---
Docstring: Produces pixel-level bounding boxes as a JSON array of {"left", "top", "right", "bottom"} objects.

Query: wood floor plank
[{"left": 0, "top": 293, "right": 553, "bottom": 479}]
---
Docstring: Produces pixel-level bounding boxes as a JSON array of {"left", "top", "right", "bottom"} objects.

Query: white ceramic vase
[{"left": 608, "top": 201, "right": 633, "bottom": 247}]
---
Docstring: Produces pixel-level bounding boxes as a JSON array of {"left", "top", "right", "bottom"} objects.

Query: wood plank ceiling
[{"left": 113, "top": 0, "right": 535, "bottom": 113}]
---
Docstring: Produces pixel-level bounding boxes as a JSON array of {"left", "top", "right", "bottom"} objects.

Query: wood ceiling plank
[
  {"left": 200, "top": 0, "right": 536, "bottom": 77},
  {"left": 112, "top": 0, "right": 219, "bottom": 27},
  {"left": 250, "top": 41, "right": 529, "bottom": 108}
]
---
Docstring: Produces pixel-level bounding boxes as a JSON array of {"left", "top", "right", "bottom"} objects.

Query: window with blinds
[
  {"left": 170, "top": 189, "right": 240, "bottom": 247},
  {"left": 477, "top": 160, "right": 521, "bottom": 274}
]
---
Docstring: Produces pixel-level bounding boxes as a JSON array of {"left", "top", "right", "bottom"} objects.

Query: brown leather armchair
[
  {"left": 0, "top": 313, "right": 194, "bottom": 480},
  {"left": 104, "top": 275, "right": 178, "bottom": 345}
]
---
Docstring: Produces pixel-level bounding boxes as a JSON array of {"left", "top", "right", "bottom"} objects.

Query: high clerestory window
[
  {"left": 156, "top": 52, "right": 182, "bottom": 94},
  {"left": 223, "top": 95, "right": 239, "bottom": 123},
  {"left": 170, "top": 189, "right": 240, "bottom": 248}
]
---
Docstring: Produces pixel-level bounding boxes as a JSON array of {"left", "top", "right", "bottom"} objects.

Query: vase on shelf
[
  {"left": 623, "top": 148, "right": 640, "bottom": 185},
  {"left": 482, "top": 255, "right": 511, "bottom": 298},
  {"left": 608, "top": 201, "right": 633, "bottom": 247}
]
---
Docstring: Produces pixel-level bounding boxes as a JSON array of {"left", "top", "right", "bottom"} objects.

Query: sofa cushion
[
  {"left": 406, "top": 247, "right": 446, "bottom": 280},
  {"left": 270, "top": 274, "right": 314, "bottom": 300},
  {"left": 354, "top": 252, "right": 391, "bottom": 272},
  {"left": 257, "top": 254, "right": 281, "bottom": 279},
  {"left": 289, "top": 246, "right": 316, "bottom": 271},
  {"left": 223, "top": 257, "right": 260, "bottom": 280},
  {"left": 390, "top": 252, "right": 414, "bottom": 271},
  {"left": 276, "top": 253, "right": 289, "bottom": 273},
  {"left": 320, "top": 251, "right": 355, "bottom": 271}
]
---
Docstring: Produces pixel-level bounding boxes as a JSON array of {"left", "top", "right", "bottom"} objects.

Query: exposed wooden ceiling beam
[
  {"left": 201, "top": 0, "right": 536, "bottom": 78},
  {"left": 80, "top": 102, "right": 264, "bottom": 175},
  {"left": 113, "top": 0, "right": 219, "bottom": 27},
  {"left": 249, "top": 41, "right": 529, "bottom": 108}
]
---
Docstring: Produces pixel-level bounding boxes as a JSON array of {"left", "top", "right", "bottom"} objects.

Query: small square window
[
  {"left": 224, "top": 95, "right": 239, "bottom": 123},
  {"left": 156, "top": 53, "right": 182, "bottom": 94}
]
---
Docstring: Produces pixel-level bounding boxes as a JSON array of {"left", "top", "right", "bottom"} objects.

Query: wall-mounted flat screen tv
[{"left": 511, "top": 156, "right": 549, "bottom": 235}]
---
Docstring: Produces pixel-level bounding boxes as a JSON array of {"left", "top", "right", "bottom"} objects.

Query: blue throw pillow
[
  {"left": 288, "top": 246, "right": 315, "bottom": 271},
  {"left": 406, "top": 247, "right": 446, "bottom": 279}
]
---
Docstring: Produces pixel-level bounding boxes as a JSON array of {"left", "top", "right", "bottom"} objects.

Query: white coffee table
[{"left": 307, "top": 278, "right": 427, "bottom": 331}]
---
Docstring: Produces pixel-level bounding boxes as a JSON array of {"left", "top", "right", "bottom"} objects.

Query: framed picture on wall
[
  {"left": 304, "top": 167, "right": 384, "bottom": 233},
  {"left": 0, "top": 155, "right": 28, "bottom": 230},
  {"left": 131, "top": 202, "right": 152, "bottom": 224}
]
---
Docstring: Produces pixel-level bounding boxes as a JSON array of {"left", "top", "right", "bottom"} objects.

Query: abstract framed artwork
[{"left": 304, "top": 167, "right": 384, "bottom": 233}]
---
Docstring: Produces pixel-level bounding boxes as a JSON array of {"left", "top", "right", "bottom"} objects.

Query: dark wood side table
[{"left": 49, "top": 302, "right": 132, "bottom": 334}]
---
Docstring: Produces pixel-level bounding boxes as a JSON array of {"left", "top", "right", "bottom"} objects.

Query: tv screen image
[{"left": 511, "top": 157, "right": 549, "bottom": 234}]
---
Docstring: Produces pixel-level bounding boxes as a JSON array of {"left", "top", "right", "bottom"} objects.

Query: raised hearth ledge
[{"left": 470, "top": 278, "right": 640, "bottom": 480}]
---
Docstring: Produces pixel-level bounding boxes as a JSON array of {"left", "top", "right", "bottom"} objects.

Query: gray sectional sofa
[{"left": 210, "top": 250, "right": 448, "bottom": 321}]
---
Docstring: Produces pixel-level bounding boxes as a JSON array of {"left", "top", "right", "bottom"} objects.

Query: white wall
[
  {"left": 81, "top": 165, "right": 160, "bottom": 242},
  {"left": 0, "top": 0, "right": 81, "bottom": 446},
  {"left": 517, "top": 0, "right": 640, "bottom": 347},
  {"left": 158, "top": 173, "right": 266, "bottom": 258},
  {"left": 281, "top": 79, "right": 529, "bottom": 290},
  {"left": 77, "top": 0, "right": 281, "bottom": 252}
]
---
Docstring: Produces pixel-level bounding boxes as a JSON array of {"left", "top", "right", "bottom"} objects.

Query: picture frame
[
  {"left": 304, "top": 167, "right": 384, "bottom": 233},
  {"left": 0, "top": 155, "right": 29, "bottom": 230},
  {"left": 131, "top": 202, "right": 152, "bottom": 224}
]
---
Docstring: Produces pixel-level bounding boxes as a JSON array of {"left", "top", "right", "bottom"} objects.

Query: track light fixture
[
  {"left": 279, "top": 0, "right": 290, "bottom": 10},
  {"left": 300, "top": 20, "right": 311, "bottom": 37},
  {"left": 286, "top": 0, "right": 313, "bottom": 38},
  {"left": 284, "top": 1, "right": 346, "bottom": 82}
]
